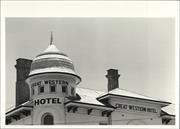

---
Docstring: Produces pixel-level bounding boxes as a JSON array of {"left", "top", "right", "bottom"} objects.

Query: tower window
[
  {"left": 41, "top": 113, "right": 54, "bottom": 125},
  {"left": 62, "top": 85, "right": 67, "bottom": 93},
  {"left": 71, "top": 87, "right": 74, "bottom": 95},
  {"left": 39, "top": 85, "right": 44, "bottom": 93},
  {"left": 50, "top": 84, "right": 56, "bottom": 92}
]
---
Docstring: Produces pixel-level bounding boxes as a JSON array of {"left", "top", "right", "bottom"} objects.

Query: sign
[
  {"left": 34, "top": 98, "right": 62, "bottom": 106},
  {"left": 31, "top": 79, "right": 69, "bottom": 87},
  {"left": 115, "top": 103, "right": 157, "bottom": 113}
]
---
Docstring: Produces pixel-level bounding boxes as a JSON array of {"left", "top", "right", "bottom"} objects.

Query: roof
[
  {"left": 68, "top": 87, "right": 170, "bottom": 107},
  {"left": 29, "top": 67, "right": 76, "bottom": 76},
  {"left": 27, "top": 44, "right": 81, "bottom": 84},
  {"left": 34, "top": 54, "right": 71, "bottom": 61},
  {"left": 43, "top": 44, "right": 60, "bottom": 53},
  {"left": 76, "top": 87, "right": 105, "bottom": 106},
  {"left": 99, "top": 88, "right": 160, "bottom": 100},
  {"left": 37, "top": 44, "right": 67, "bottom": 57},
  {"left": 6, "top": 100, "right": 33, "bottom": 116},
  {"left": 97, "top": 88, "right": 171, "bottom": 106},
  {"left": 162, "top": 104, "right": 175, "bottom": 116}
]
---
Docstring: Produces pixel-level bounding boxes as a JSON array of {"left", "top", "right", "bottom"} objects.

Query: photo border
[{"left": 1, "top": 1, "right": 179, "bottom": 129}]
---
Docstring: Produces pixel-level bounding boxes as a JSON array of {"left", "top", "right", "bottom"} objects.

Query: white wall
[
  {"left": 65, "top": 107, "right": 109, "bottom": 125},
  {"left": 27, "top": 73, "right": 76, "bottom": 125},
  {"left": 109, "top": 97, "right": 162, "bottom": 125},
  {"left": 111, "top": 110, "right": 162, "bottom": 125}
]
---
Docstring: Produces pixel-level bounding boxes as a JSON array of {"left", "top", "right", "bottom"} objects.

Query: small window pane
[
  {"left": 39, "top": 85, "right": 44, "bottom": 93},
  {"left": 71, "top": 87, "right": 74, "bottom": 95},
  {"left": 62, "top": 85, "right": 67, "bottom": 93},
  {"left": 50, "top": 85, "right": 56, "bottom": 92}
]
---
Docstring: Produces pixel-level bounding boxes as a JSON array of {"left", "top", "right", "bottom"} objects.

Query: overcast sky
[{"left": 6, "top": 18, "right": 175, "bottom": 110}]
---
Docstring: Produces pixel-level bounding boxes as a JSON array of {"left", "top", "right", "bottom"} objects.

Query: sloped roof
[
  {"left": 75, "top": 87, "right": 105, "bottom": 106},
  {"left": 99, "top": 88, "right": 161, "bottom": 101},
  {"left": 162, "top": 104, "right": 175, "bottom": 116},
  {"left": 6, "top": 100, "right": 33, "bottom": 115},
  {"left": 73, "top": 87, "right": 170, "bottom": 107},
  {"left": 97, "top": 88, "right": 171, "bottom": 106}
]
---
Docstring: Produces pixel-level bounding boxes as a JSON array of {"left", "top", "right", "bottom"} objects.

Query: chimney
[
  {"left": 15, "top": 58, "right": 32, "bottom": 107},
  {"left": 106, "top": 69, "right": 120, "bottom": 91}
]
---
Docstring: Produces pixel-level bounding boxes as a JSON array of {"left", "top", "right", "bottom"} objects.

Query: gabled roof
[
  {"left": 98, "top": 88, "right": 159, "bottom": 100},
  {"left": 69, "top": 87, "right": 170, "bottom": 108},
  {"left": 97, "top": 88, "right": 171, "bottom": 106},
  {"left": 162, "top": 104, "right": 175, "bottom": 116}
]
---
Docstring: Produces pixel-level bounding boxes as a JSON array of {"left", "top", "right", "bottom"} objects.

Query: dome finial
[{"left": 50, "top": 31, "right": 53, "bottom": 45}]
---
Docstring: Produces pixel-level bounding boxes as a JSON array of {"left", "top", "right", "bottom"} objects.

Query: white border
[{"left": 1, "top": 1, "right": 179, "bottom": 129}]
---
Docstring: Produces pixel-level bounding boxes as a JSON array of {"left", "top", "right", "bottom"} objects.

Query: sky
[{"left": 5, "top": 18, "right": 175, "bottom": 110}]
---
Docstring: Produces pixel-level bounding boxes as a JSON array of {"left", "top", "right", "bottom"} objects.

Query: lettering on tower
[
  {"left": 33, "top": 98, "right": 62, "bottom": 106},
  {"left": 31, "top": 79, "right": 68, "bottom": 87}
]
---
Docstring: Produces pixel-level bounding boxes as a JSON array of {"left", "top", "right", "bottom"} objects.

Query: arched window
[{"left": 41, "top": 113, "right": 54, "bottom": 125}]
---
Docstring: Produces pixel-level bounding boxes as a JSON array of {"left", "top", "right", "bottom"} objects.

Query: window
[
  {"left": 39, "top": 85, "right": 44, "bottom": 93},
  {"left": 41, "top": 113, "right": 54, "bottom": 125},
  {"left": 50, "top": 84, "right": 56, "bottom": 92},
  {"left": 62, "top": 85, "right": 67, "bottom": 93},
  {"left": 71, "top": 87, "right": 74, "bottom": 95}
]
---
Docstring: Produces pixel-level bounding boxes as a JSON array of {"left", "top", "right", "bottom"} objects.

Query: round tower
[{"left": 26, "top": 36, "right": 81, "bottom": 125}]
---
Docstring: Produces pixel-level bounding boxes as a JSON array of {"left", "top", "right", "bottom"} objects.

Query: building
[
  {"left": 6, "top": 35, "right": 175, "bottom": 125},
  {"left": 161, "top": 104, "right": 175, "bottom": 125}
]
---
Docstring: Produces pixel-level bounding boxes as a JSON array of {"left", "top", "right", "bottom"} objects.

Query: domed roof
[{"left": 28, "top": 44, "right": 81, "bottom": 84}]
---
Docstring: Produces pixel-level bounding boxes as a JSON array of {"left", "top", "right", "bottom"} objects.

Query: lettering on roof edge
[{"left": 115, "top": 103, "right": 158, "bottom": 113}]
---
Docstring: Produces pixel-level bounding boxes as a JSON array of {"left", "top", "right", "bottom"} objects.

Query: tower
[{"left": 26, "top": 36, "right": 81, "bottom": 125}]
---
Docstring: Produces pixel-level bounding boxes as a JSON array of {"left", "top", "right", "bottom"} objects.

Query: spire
[{"left": 50, "top": 31, "right": 53, "bottom": 45}]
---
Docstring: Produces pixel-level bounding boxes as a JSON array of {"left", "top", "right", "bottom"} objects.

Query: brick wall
[{"left": 15, "top": 58, "right": 32, "bottom": 107}]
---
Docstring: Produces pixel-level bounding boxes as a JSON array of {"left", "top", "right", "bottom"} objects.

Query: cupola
[{"left": 28, "top": 33, "right": 81, "bottom": 84}]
